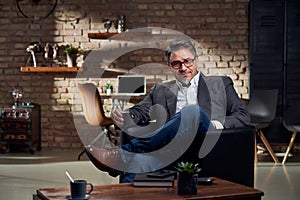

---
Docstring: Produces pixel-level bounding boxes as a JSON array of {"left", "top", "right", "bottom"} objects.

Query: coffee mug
[{"left": 70, "top": 180, "right": 93, "bottom": 199}]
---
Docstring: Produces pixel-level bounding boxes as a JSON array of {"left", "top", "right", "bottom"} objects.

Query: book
[{"left": 133, "top": 173, "right": 175, "bottom": 187}]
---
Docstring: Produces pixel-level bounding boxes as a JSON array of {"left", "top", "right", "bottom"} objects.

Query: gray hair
[{"left": 165, "top": 39, "right": 197, "bottom": 60}]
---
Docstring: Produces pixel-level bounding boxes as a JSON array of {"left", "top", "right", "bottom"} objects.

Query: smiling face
[{"left": 168, "top": 48, "right": 198, "bottom": 81}]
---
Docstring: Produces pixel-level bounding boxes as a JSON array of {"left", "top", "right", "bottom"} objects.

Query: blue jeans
[{"left": 119, "top": 105, "right": 211, "bottom": 183}]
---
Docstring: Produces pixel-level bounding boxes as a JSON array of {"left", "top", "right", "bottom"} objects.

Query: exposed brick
[
  {"left": 0, "top": 0, "right": 252, "bottom": 150},
  {"left": 217, "top": 62, "right": 229, "bottom": 68},
  {"left": 204, "top": 62, "right": 217, "bottom": 68},
  {"left": 51, "top": 105, "right": 71, "bottom": 111},
  {"left": 235, "top": 85, "right": 248, "bottom": 94},
  {"left": 229, "top": 61, "right": 241, "bottom": 67},
  {"left": 208, "top": 68, "right": 233, "bottom": 75},
  {"left": 209, "top": 55, "right": 221, "bottom": 62},
  {"left": 56, "top": 99, "right": 69, "bottom": 105},
  {"left": 233, "top": 55, "right": 245, "bottom": 61},
  {"left": 229, "top": 74, "right": 238, "bottom": 81},
  {"left": 221, "top": 55, "right": 233, "bottom": 62},
  {"left": 61, "top": 93, "right": 74, "bottom": 99}
]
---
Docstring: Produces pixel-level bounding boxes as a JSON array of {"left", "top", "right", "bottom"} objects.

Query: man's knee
[
  {"left": 181, "top": 105, "right": 206, "bottom": 117},
  {"left": 181, "top": 105, "right": 211, "bottom": 131}
]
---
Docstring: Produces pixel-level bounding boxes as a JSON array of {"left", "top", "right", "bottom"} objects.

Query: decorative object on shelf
[
  {"left": 16, "top": 0, "right": 57, "bottom": 22},
  {"left": 25, "top": 42, "right": 42, "bottom": 67},
  {"left": 64, "top": 46, "right": 79, "bottom": 67},
  {"left": 10, "top": 87, "right": 23, "bottom": 108},
  {"left": 43, "top": 43, "right": 59, "bottom": 66},
  {"left": 105, "top": 81, "right": 113, "bottom": 95},
  {"left": 175, "top": 162, "right": 201, "bottom": 195},
  {"left": 25, "top": 42, "right": 65, "bottom": 67},
  {"left": 117, "top": 15, "right": 125, "bottom": 33},
  {"left": 104, "top": 20, "right": 112, "bottom": 33}
]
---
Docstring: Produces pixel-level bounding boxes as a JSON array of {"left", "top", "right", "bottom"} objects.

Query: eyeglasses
[{"left": 169, "top": 58, "right": 196, "bottom": 69}]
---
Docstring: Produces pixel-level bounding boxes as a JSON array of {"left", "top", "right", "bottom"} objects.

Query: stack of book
[{"left": 133, "top": 173, "right": 176, "bottom": 187}]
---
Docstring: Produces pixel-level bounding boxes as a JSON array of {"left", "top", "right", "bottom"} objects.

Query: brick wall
[{"left": 0, "top": 0, "right": 251, "bottom": 150}]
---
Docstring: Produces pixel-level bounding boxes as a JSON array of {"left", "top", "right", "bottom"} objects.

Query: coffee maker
[
  {"left": 10, "top": 87, "right": 23, "bottom": 108},
  {"left": 25, "top": 42, "right": 42, "bottom": 67}
]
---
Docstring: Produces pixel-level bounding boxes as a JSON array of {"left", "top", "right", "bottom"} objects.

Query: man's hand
[{"left": 112, "top": 108, "right": 124, "bottom": 128}]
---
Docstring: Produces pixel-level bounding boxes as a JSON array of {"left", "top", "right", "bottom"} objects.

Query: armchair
[{"left": 160, "top": 126, "right": 256, "bottom": 187}]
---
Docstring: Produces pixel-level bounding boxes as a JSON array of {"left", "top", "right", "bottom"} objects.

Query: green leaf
[
  {"left": 174, "top": 162, "right": 201, "bottom": 173},
  {"left": 64, "top": 46, "right": 79, "bottom": 54}
]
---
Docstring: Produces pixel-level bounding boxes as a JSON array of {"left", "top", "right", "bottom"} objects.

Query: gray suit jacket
[{"left": 129, "top": 73, "right": 250, "bottom": 129}]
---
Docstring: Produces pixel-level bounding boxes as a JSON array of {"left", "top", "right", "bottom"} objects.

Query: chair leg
[
  {"left": 89, "top": 129, "right": 108, "bottom": 147},
  {"left": 282, "top": 131, "right": 298, "bottom": 165},
  {"left": 258, "top": 130, "right": 279, "bottom": 163},
  {"left": 78, "top": 149, "right": 85, "bottom": 160},
  {"left": 254, "top": 133, "right": 258, "bottom": 165}
]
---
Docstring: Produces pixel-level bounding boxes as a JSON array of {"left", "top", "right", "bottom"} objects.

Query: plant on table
[
  {"left": 175, "top": 162, "right": 201, "bottom": 195},
  {"left": 175, "top": 162, "right": 201, "bottom": 174}
]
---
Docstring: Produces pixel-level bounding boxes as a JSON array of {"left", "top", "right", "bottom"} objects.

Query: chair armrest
[{"left": 199, "top": 126, "right": 256, "bottom": 187}]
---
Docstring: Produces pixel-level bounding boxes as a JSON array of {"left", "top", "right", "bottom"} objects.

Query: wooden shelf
[
  {"left": 20, "top": 66, "right": 83, "bottom": 73},
  {"left": 87, "top": 32, "right": 153, "bottom": 40},
  {"left": 88, "top": 32, "right": 118, "bottom": 39},
  {"left": 104, "top": 67, "right": 128, "bottom": 74},
  {"left": 100, "top": 68, "right": 129, "bottom": 78}
]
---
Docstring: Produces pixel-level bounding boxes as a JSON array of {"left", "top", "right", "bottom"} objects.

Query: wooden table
[{"left": 33, "top": 178, "right": 263, "bottom": 200}]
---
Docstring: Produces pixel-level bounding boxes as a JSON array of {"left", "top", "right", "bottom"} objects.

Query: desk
[
  {"left": 101, "top": 93, "right": 145, "bottom": 112},
  {"left": 33, "top": 178, "right": 263, "bottom": 200}
]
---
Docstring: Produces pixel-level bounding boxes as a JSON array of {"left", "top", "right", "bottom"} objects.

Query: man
[{"left": 86, "top": 39, "right": 250, "bottom": 182}]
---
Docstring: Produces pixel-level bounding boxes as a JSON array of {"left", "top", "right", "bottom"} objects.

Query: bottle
[{"left": 117, "top": 15, "right": 125, "bottom": 33}]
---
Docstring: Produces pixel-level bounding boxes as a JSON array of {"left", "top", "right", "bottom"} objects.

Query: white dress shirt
[{"left": 175, "top": 72, "right": 223, "bottom": 129}]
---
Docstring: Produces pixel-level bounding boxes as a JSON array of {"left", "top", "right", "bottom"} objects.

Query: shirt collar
[{"left": 190, "top": 72, "right": 200, "bottom": 87}]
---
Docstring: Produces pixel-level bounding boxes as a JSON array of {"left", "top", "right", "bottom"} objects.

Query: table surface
[
  {"left": 101, "top": 93, "right": 145, "bottom": 103},
  {"left": 35, "top": 178, "right": 264, "bottom": 200}
]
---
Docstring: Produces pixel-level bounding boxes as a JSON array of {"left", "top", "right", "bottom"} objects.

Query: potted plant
[
  {"left": 105, "top": 82, "right": 113, "bottom": 95},
  {"left": 64, "top": 46, "right": 79, "bottom": 67},
  {"left": 175, "top": 162, "right": 201, "bottom": 195}
]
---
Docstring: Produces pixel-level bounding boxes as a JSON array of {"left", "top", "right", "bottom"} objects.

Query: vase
[
  {"left": 177, "top": 172, "right": 198, "bottom": 195},
  {"left": 106, "top": 88, "right": 112, "bottom": 95},
  {"left": 66, "top": 54, "right": 77, "bottom": 67}
]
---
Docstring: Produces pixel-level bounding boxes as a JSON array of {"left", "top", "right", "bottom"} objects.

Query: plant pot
[
  {"left": 66, "top": 54, "right": 77, "bottom": 67},
  {"left": 177, "top": 173, "right": 198, "bottom": 195},
  {"left": 106, "top": 88, "right": 112, "bottom": 95}
]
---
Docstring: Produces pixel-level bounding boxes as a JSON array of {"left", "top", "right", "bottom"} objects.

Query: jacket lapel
[
  {"left": 198, "top": 74, "right": 212, "bottom": 117},
  {"left": 165, "top": 81, "right": 178, "bottom": 117}
]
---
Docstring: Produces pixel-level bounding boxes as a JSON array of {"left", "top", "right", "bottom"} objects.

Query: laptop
[{"left": 117, "top": 75, "right": 146, "bottom": 95}]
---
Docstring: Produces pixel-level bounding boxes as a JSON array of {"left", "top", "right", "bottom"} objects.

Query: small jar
[{"left": 117, "top": 15, "right": 125, "bottom": 33}]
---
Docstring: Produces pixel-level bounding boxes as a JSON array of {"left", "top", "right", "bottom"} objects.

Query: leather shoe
[{"left": 85, "top": 145, "right": 122, "bottom": 177}]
